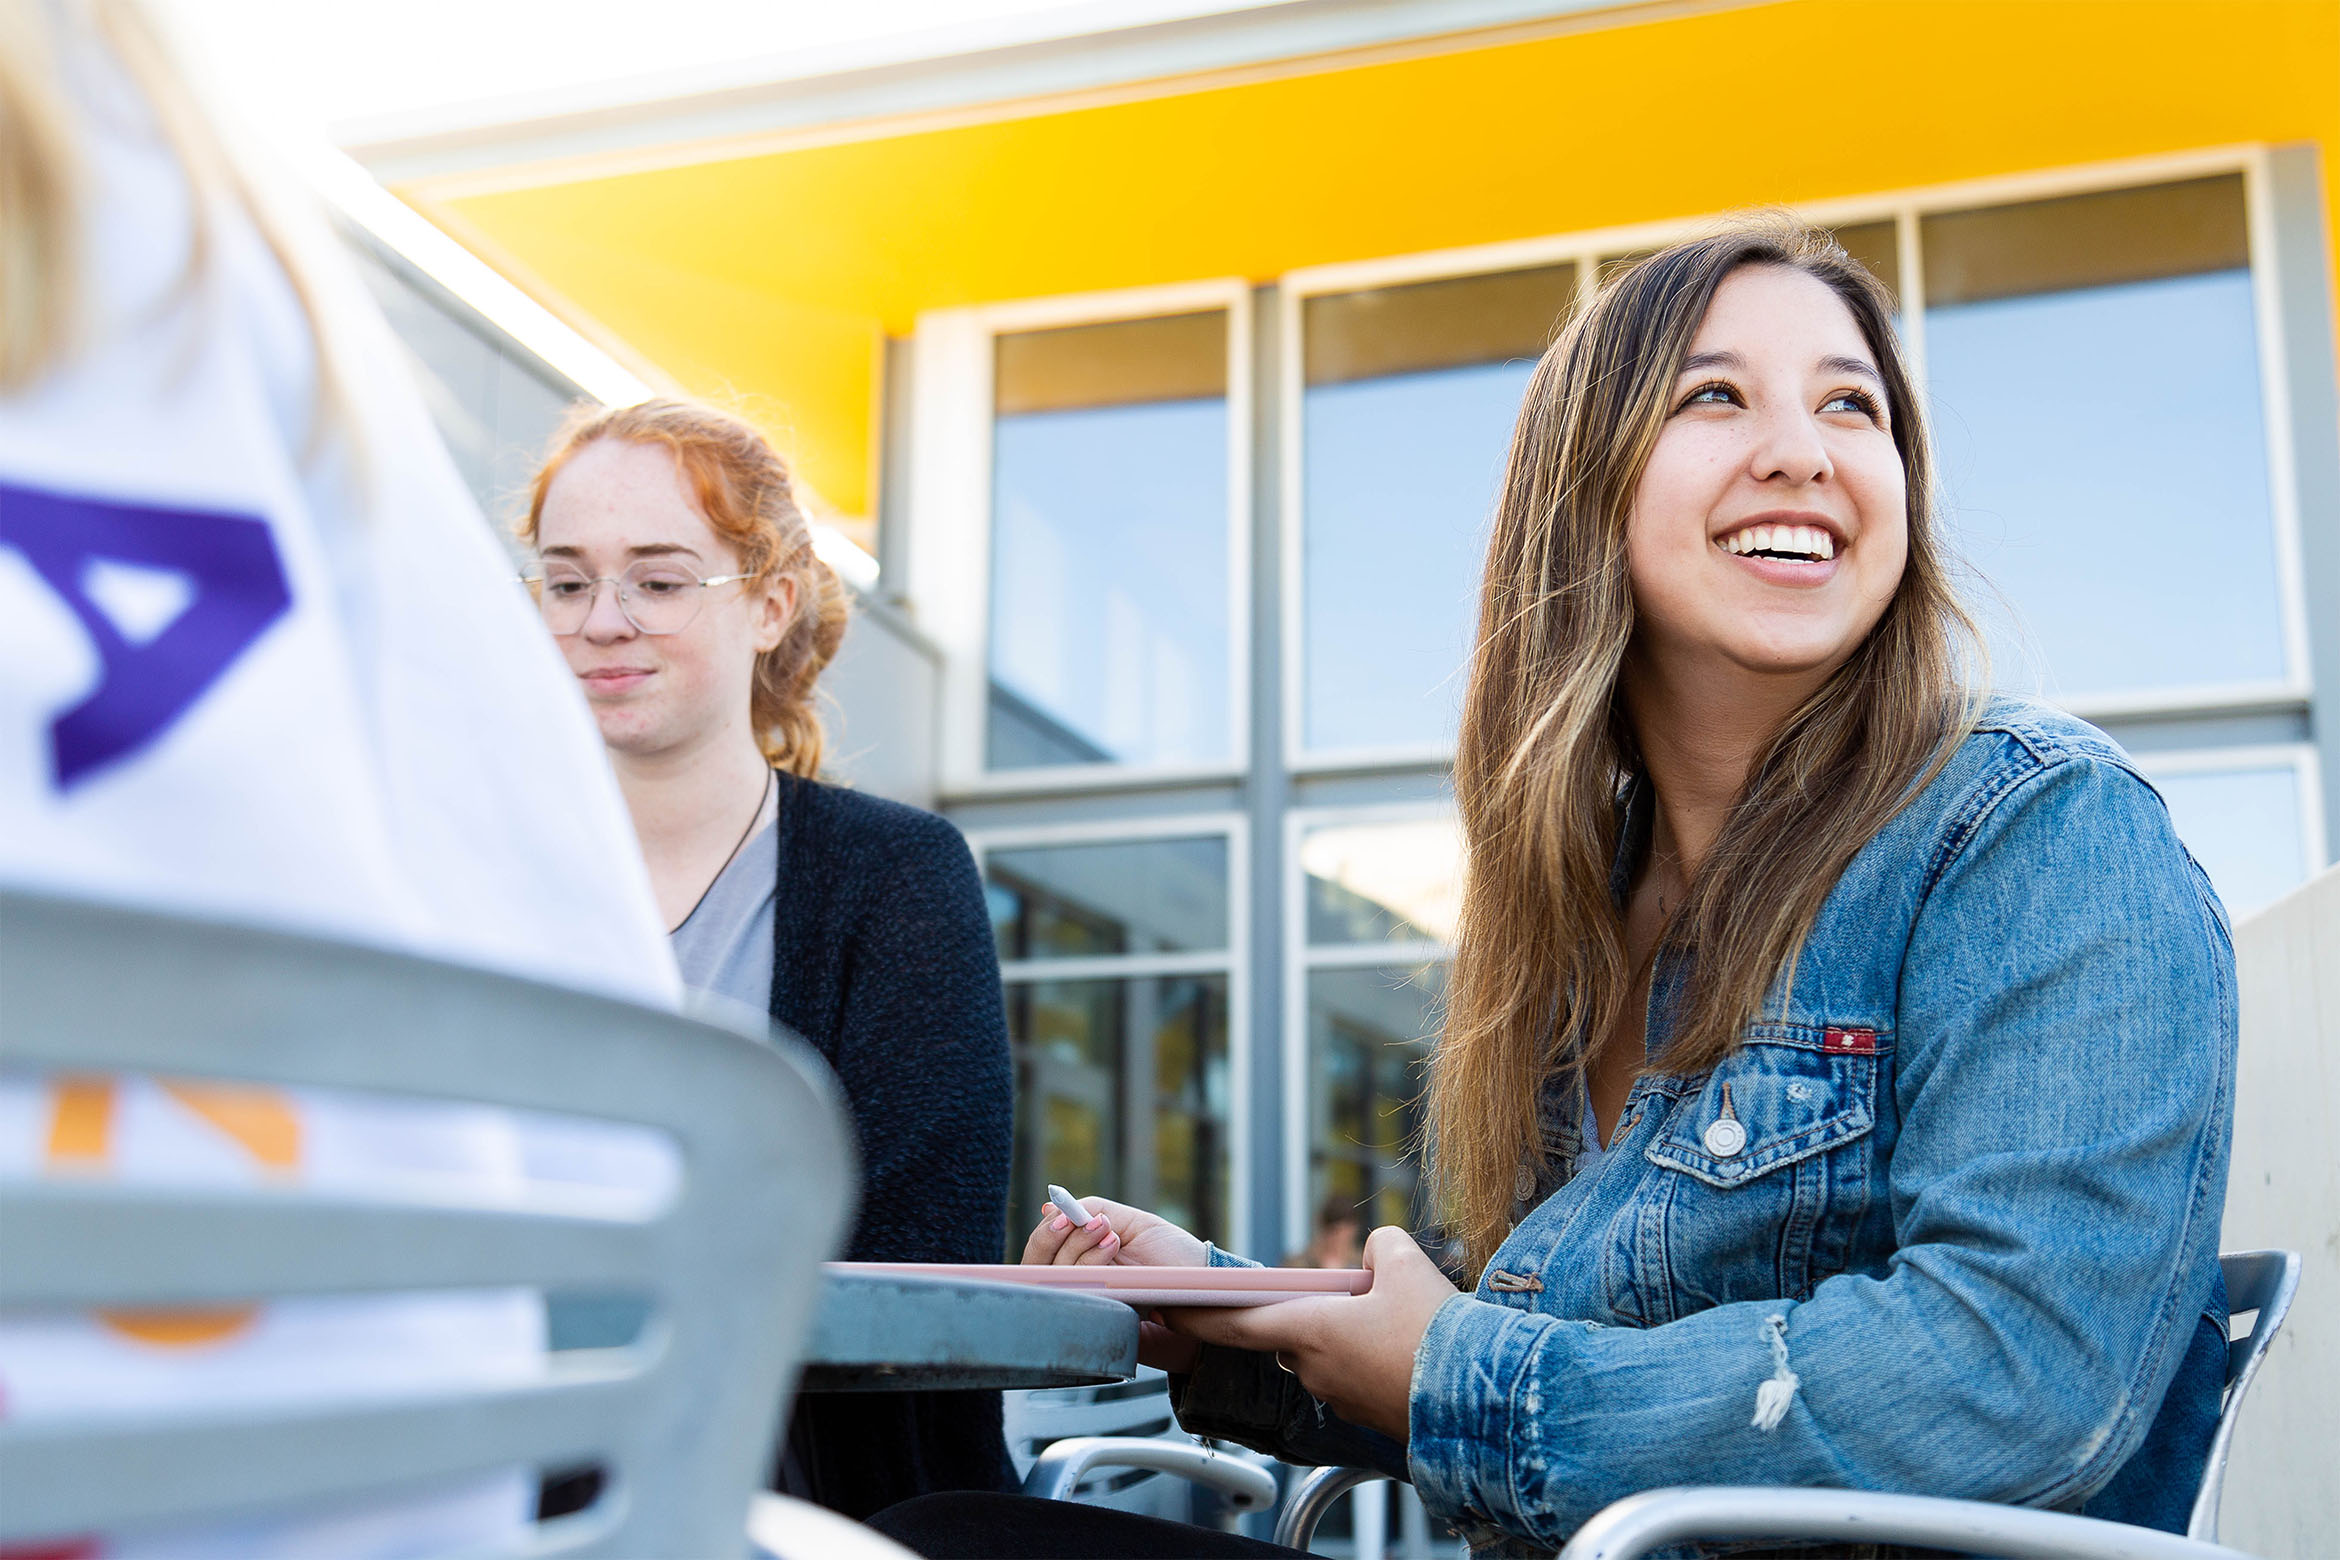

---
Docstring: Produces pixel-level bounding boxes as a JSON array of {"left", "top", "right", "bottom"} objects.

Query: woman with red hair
[{"left": 524, "top": 399, "right": 1016, "bottom": 1517}]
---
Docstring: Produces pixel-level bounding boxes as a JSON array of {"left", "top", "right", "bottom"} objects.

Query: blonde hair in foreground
[
  {"left": 0, "top": 0, "right": 348, "bottom": 445},
  {"left": 1428, "top": 217, "right": 1982, "bottom": 1278},
  {"left": 523, "top": 399, "right": 850, "bottom": 779},
  {"left": 0, "top": 0, "right": 79, "bottom": 389}
]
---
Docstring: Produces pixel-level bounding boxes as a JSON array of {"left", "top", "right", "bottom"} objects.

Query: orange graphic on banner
[
  {"left": 43, "top": 1076, "right": 115, "bottom": 1164},
  {"left": 41, "top": 1075, "right": 299, "bottom": 1351},
  {"left": 92, "top": 1306, "right": 264, "bottom": 1346},
  {"left": 158, "top": 1081, "right": 301, "bottom": 1171}
]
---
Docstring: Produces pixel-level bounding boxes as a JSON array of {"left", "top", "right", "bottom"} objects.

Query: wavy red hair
[{"left": 522, "top": 399, "right": 849, "bottom": 777}]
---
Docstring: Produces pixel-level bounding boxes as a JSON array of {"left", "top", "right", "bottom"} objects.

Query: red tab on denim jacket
[{"left": 1824, "top": 1027, "right": 1879, "bottom": 1053}]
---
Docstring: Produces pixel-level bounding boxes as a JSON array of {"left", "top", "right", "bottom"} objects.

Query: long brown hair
[
  {"left": 523, "top": 399, "right": 850, "bottom": 778},
  {"left": 1429, "top": 217, "right": 1980, "bottom": 1276}
]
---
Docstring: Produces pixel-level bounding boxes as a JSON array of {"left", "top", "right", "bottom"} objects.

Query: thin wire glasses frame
[{"left": 521, "top": 559, "right": 757, "bottom": 637}]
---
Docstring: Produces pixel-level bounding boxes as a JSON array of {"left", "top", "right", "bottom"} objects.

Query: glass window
[
  {"left": 987, "top": 833, "right": 1235, "bottom": 1253},
  {"left": 987, "top": 836, "right": 1230, "bottom": 960},
  {"left": 2146, "top": 760, "right": 2312, "bottom": 920},
  {"left": 1300, "top": 815, "right": 1464, "bottom": 946},
  {"left": 1296, "top": 815, "right": 1461, "bottom": 1241},
  {"left": 988, "top": 311, "right": 1232, "bottom": 770},
  {"left": 1005, "top": 974, "right": 1231, "bottom": 1249},
  {"left": 1924, "top": 176, "right": 2287, "bottom": 703},
  {"left": 1306, "top": 963, "right": 1442, "bottom": 1234},
  {"left": 1300, "top": 266, "right": 1575, "bottom": 754},
  {"left": 1833, "top": 221, "right": 1902, "bottom": 308}
]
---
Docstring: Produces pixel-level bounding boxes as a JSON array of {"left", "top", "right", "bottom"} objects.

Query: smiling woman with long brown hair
[
  {"left": 868, "top": 217, "right": 2237, "bottom": 1558},
  {"left": 1427, "top": 220, "right": 1980, "bottom": 1278}
]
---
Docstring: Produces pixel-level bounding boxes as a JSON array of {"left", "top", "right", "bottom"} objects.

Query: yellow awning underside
[{"left": 411, "top": 0, "right": 2340, "bottom": 521}]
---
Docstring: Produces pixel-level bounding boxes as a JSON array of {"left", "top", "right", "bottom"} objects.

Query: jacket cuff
[
  {"left": 1167, "top": 1342, "right": 1293, "bottom": 1450},
  {"left": 1203, "top": 1242, "right": 1263, "bottom": 1269},
  {"left": 1407, "top": 1292, "right": 1557, "bottom": 1532}
]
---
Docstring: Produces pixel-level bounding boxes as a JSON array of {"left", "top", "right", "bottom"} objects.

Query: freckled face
[
  {"left": 1626, "top": 264, "right": 1908, "bottom": 683},
  {"left": 532, "top": 437, "right": 786, "bottom": 760}
]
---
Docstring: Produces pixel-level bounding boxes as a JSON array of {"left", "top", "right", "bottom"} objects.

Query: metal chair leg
[{"left": 1273, "top": 1465, "right": 1387, "bottom": 1551}]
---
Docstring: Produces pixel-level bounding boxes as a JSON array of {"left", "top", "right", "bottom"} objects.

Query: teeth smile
[{"left": 1720, "top": 523, "right": 1836, "bottom": 562}]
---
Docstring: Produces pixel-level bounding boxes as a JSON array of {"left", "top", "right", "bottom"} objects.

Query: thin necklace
[{"left": 671, "top": 770, "right": 774, "bottom": 935}]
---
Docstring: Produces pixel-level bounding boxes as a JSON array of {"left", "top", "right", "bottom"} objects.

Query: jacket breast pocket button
[{"left": 1703, "top": 1116, "right": 1747, "bottom": 1158}]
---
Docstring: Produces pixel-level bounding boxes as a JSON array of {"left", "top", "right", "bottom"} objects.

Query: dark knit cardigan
[{"left": 764, "top": 772, "right": 1018, "bottom": 1519}]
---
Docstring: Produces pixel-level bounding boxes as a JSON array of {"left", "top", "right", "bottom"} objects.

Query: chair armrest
[
  {"left": 746, "top": 1492, "right": 923, "bottom": 1560},
  {"left": 1556, "top": 1487, "right": 2261, "bottom": 1560},
  {"left": 1271, "top": 1465, "right": 1389, "bottom": 1550},
  {"left": 1021, "top": 1435, "right": 1280, "bottom": 1512}
]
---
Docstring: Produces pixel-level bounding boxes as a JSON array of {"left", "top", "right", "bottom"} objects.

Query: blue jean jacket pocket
[{"left": 1618, "top": 1028, "right": 1886, "bottom": 1322}]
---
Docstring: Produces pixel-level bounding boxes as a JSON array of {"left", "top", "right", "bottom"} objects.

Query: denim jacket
[{"left": 1172, "top": 699, "right": 2237, "bottom": 1556}]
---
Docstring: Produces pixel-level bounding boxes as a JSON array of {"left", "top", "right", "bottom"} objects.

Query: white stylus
[{"left": 1047, "top": 1183, "right": 1105, "bottom": 1228}]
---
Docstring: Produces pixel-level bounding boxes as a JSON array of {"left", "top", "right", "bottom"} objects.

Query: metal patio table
[{"left": 799, "top": 1268, "right": 1141, "bottom": 1392}]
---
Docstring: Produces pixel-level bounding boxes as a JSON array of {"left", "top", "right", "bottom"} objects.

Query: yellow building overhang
[{"left": 399, "top": 0, "right": 2340, "bottom": 523}]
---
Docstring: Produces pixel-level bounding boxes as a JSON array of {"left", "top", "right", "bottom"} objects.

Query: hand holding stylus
[
  {"left": 1024, "top": 1187, "right": 1212, "bottom": 1371},
  {"left": 1023, "top": 1186, "right": 1208, "bottom": 1269},
  {"left": 1046, "top": 1184, "right": 1104, "bottom": 1230},
  {"left": 1037, "top": 1181, "right": 1118, "bottom": 1260}
]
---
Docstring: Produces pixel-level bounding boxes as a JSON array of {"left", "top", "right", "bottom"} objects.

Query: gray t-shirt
[{"left": 669, "top": 779, "right": 779, "bottom": 1012}]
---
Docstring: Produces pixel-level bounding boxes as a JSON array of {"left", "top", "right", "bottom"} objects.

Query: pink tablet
[{"left": 831, "top": 1262, "right": 1373, "bottom": 1308}]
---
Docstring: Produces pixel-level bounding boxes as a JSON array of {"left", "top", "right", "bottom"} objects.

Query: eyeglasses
[{"left": 521, "top": 560, "right": 754, "bottom": 637}]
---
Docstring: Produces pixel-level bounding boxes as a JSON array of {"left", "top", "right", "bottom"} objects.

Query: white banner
[{"left": 0, "top": 10, "right": 681, "bottom": 1556}]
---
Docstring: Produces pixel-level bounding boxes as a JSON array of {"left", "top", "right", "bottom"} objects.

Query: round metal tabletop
[{"left": 800, "top": 1269, "right": 1141, "bottom": 1393}]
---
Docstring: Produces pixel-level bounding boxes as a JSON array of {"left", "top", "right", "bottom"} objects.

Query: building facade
[{"left": 358, "top": 1, "right": 2340, "bottom": 1285}]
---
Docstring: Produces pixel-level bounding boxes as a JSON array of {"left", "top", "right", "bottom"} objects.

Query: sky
[{"left": 155, "top": 0, "right": 1289, "bottom": 147}]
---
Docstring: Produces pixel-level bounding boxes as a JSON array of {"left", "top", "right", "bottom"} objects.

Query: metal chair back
[
  {"left": 0, "top": 889, "right": 854, "bottom": 1559},
  {"left": 2191, "top": 1247, "right": 2302, "bottom": 1540},
  {"left": 1005, "top": 1370, "right": 1194, "bottom": 1517}
]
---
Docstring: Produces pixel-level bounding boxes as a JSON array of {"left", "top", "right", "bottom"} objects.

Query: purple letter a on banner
[{"left": 0, "top": 480, "right": 292, "bottom": 791}]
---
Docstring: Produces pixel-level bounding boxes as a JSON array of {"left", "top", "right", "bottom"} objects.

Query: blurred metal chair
[
  {"left": 0, "top": 888, "right": 860, "bottom": 1559},
  {"left": 1272, "top": 1466, "right": 1435, "bottom": 1560},
  {"left": 1275, "top": 1465, "right": 1396, "bottom": 1552},
  {"left": 2189, "top": 1248, "right": 2299, "bottom": 1540},
  {"left": 1009, "top": 1368, "right": 1280, "bottom": 1525},
  {"left": 1007, "top": 1368, "right": 1447, "bottom": 1555},
  {"left": 1280, "top": 1249, "right": 2300, "bottom": 1558}
]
